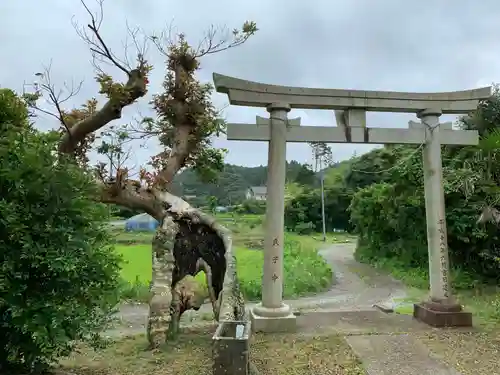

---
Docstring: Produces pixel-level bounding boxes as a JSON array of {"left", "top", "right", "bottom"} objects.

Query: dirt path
[
  {"left": 105, "top": 242, "right": 408, "bottom": 337},
  {"left": 302, "top": 243, "right": 407, "bottom": 309}
]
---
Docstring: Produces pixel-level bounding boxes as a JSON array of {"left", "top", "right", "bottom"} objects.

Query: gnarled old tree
[{"left": 26, "top": 0, "right": 257, "bottom": 348}]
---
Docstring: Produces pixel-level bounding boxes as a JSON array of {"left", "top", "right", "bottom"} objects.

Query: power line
[{"left": 349, "top": 120, "right": 439, "bottom": 175}]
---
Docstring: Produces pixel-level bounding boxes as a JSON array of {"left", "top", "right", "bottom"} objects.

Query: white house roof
[{"left": 250, "top": 186, "right": 267, "bottom": 195}]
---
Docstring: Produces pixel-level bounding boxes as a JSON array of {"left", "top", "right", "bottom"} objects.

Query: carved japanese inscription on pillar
[{"left": 437, "top": 219, "right": 449, "bottom": 298}]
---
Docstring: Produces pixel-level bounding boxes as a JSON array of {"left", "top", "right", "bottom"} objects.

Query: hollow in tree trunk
[{"left": 146, "top": 193, "right": 228, "bottom": 347}]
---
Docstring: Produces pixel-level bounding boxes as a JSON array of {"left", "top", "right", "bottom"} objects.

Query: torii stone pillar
[
  {"left": 251, "top": 103, "right": 297, "bottom": 332},
  {"left": 412, "top": 109, "right": 472, "bottom": 326}
]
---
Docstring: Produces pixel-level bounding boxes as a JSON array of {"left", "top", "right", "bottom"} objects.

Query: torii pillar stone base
[
  {"left": 250, "top": 306, "right": 297, "bottom": 333},
  {"left": 413, "top": 302, "right": 472, "bottom": 328}
]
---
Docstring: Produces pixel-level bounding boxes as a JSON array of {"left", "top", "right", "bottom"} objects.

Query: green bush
[
  {"left": 282, "top": 237, "right": 333, "bottom": 297},
  {"left": 285, "top": 187, "right": 353, "bottom": 233},
  {"left": 294, "top": 221, "right": 315, "bottom": 235},
  {"left": 0, "top": 89, "right": 122, "bottom": 373},
  {"left": 119, "top": 277, "right": 151, "bottom": 303},
  {"left": 240, "top": 214, "right": 263, "bottom": 228},
  {"left": 235, "top": 199, "right": 266, "bottom": 214},
  {"left": 237, "top": 237, "right": 333, "bottom": 299},
  {"left": 349, "top": 145, "right": 500, "bottom": 287}
]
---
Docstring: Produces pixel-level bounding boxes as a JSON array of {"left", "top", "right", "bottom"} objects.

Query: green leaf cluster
[{"left": 0, "top": 89, "right": 122, "bottom": 373}]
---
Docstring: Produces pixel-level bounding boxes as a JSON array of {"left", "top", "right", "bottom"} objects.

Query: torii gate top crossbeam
[{"left": 213, "top": 73, "right": 491, "bottom": 114}]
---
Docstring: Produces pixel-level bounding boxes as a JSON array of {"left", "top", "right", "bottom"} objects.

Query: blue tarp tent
[{"left": 125, "top": 213, "right": 159, "bottom": 232}]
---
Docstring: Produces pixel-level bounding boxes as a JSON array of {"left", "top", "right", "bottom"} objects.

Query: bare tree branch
[
  {"left": 97, "top": 126, "right": 136, "bottom": 179},
  {"left": 196, "top": 23, "right": 257, "bottom": 57},
  {"left": 51, "top": 0, "right": 151, "bottom": 156},
  {"left": 124, "top": 22, "right": 150, "bottom": 67},
  {"left": 149, "top": 21, "right": 177, "bottom": 56},
  {"left": 59, "top": 69, "right": 147, "bottom": 155},
  {"left": 26, "top": 63, "right": 83, "bottom": 137},
  {"left": 73, "top": 0, "right": 131, "bottom": 75},
  {"left": 124, "top": 116, "right": 161, "bottom": 141},
  {"left": 150, "top": 21, "right": 257, "bottom": 58}
]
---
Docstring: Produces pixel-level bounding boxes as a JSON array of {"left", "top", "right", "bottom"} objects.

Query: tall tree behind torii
[{"left": 25, "top": 0, "right": 257, "bottom": 348}]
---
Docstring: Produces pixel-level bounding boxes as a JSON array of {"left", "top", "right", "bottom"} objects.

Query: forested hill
[{"left": 170, "top": 160, "right": 319, "bottom": 206}]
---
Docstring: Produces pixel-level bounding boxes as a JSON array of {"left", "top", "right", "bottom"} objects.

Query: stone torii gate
[{"left": 213, "top": 73, "right": 491, "bottom": 332}]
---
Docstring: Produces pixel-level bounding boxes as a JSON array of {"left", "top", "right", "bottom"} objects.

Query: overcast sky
[{"left": 1, "top": 0, "right": 499, "bottom": 168}]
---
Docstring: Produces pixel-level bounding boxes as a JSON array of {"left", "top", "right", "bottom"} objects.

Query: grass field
[
  {"left": 116, "top": 236, "right": 333, "bottom": 301},
  {"left": 116, "top": 244, "right": 151, "bottom": 285},
  {"left": 113, "top": 212, "right": 350, "bottom": 302}
]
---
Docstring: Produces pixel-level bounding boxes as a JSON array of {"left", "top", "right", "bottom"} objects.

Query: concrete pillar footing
[
  {"left": 413, "top": 302, "right": 472, "bottom": 328},
  {"left": 252, "top": 302, "right": 292, "bottom": 318},
  {"left": 250, "top": 303, "right": 296, "bottom": 333}
]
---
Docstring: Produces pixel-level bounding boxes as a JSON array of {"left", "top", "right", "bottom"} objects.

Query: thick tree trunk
[
  {"left": 147, "top": 215, "right": 179, "bottom": 348},
  {"left": 112, "top": 187, "right": 247, "bottom": 348},
  {"left": 145, "top": 191, "right": 230, "bottom": 347},
  {"left": 101, "top": 182, "right": 240, "bottom": 347}
]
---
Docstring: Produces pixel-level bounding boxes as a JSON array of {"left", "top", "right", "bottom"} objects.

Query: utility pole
[
  {"left": 320, "top": 165, "right": 327, "bottom": 242},
  {"left": 310, "top": 142, "right": 331, "bottom": 242}
]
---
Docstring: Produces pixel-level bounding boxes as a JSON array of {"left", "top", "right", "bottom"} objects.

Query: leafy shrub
[
  {"left": 285, "top": 187, "right": 353, "bottom": 233},
  {"left": 294, "top": 221, "right": 315, "bottom": 235},
  {"left": 236, "top": 237, "right": 332, "bottom": 300},
  {"left": 235, "top": 199, "right": 266, "bottom": 214},
  {"left": 244, "top": 215, "right": 263, "bottom": 227},
  {"left": 349, "top": 144, "right": 500, "bottom": 287},
  {"left": 0, "top": 89, "right": 122, "bottom": 373},
  {"left": 242, "top": 238, "right": 264, "bottom": 249},
  {"left": 119, "top": 277, "right": 151, "bottom": 303},
  {"left": 282, "top": 238, "right": 333, "bottom": 297}
]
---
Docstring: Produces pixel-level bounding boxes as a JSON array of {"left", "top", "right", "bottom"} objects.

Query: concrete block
[
  {"left": 250, "top": 309, "right": 296, "bottom": 333},
  {"left": 413, "top": 303, "right": 473, "bottom": 328},
  {"left": 213, "top": 320, "right": 251, "bottom": 375}
]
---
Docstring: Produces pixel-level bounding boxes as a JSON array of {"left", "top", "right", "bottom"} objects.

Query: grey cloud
[{"left": 2, "top": 0, "right": 500, "bottom": 168}]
